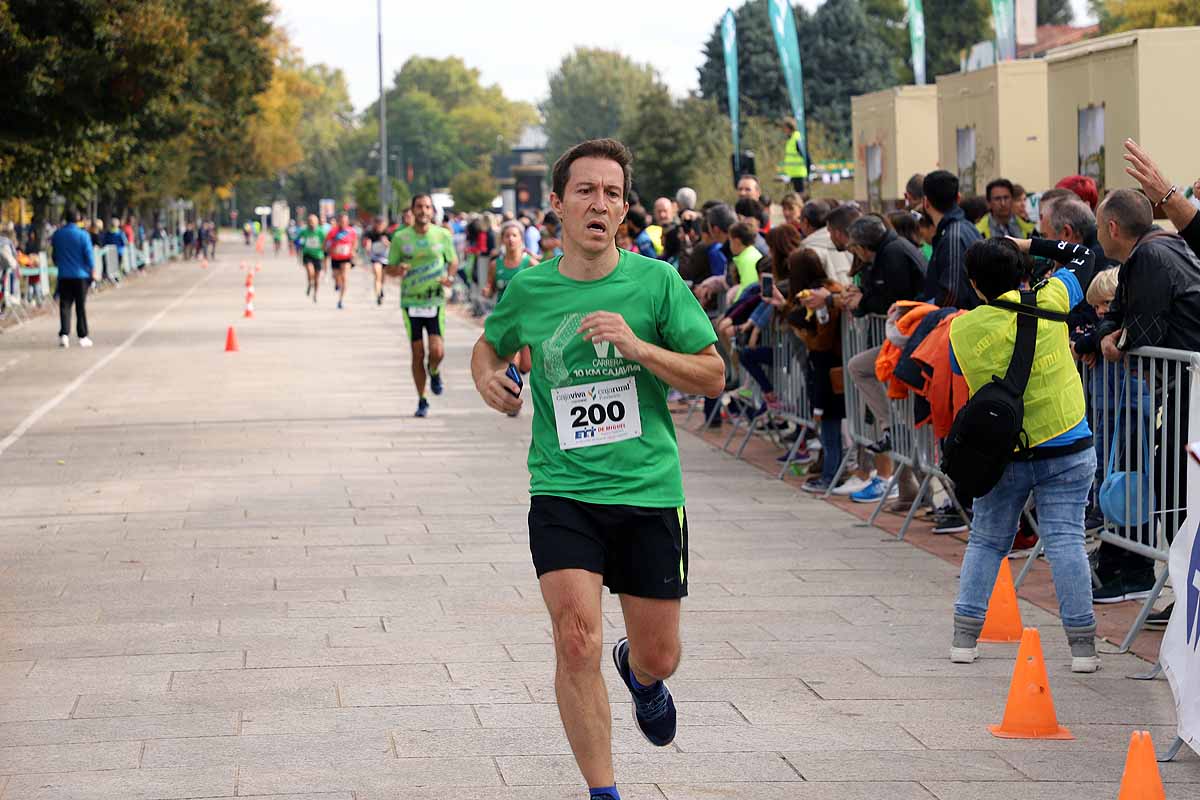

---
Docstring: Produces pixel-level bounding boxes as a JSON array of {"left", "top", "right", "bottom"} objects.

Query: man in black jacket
[
  {"left": 1091, "top": 188, "right": 1200, "bottom": 605},
  {"left": 842, "top": 214, "right": 925, "bottom": 508},
  {"left": 921, "top": 171, "right": 983, "bottom": 310}
]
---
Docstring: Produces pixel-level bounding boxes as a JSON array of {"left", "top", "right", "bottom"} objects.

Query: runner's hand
[
  {"left": 439, "top": 276, "right": 454, "bottom": 287},
  {"left": 480, "top": 368, "right": 522, "bottom": 415},
  {"left": 578, "top": 311, "right": 644, "bottom": 360}
]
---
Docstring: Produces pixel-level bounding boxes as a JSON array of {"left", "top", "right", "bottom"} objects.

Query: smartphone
[
  {"left": 504, "top": 363, "right": 523, "bottom": 397},
  {"left": 760, "top": 273, "right": 774, "bottom": 297}
]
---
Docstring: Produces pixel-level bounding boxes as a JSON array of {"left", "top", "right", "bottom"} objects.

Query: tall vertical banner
[
  {"left": 991, "top": 0, "right": 1016, "bottom": 61},
  {"left": 721, "top": 10, "right": 740, "bottom": 174},
  {"left": 1161, "top": 369, "right": 1200, "bottom": 758},
  {"left": 768, "top": 0, "right": 807, "bottom": 165},
  {"left": 908, "top": 0, "right": 926, "bottom": 85}
]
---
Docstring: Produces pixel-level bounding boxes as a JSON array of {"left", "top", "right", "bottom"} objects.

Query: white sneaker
[
  {"left": 950, "top": 646, "right": 979, "bottom": 664},
  {"left": 78, "top": 337, "right": 93, "bottom": 348},
  {"left": 59, "top": 335, "right": 69, "bottom": 348},
  {"left": 832, "top": 472, "right": 876, "bottom": 497}
]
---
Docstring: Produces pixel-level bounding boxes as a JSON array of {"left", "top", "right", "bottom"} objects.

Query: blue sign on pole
[{"left": 721, "top": 9, "right": 740, "bottom": 174}]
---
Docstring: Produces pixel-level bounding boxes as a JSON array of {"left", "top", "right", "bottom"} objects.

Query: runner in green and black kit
[
  {"left": 386, "top": 194, "right": 458, "bottom": 418},
  {"left": 470, "top": 139, "right": 724, "bottom": 800},
  {"left": 297, "top": 213, "right": 328, "bottom": 302}
]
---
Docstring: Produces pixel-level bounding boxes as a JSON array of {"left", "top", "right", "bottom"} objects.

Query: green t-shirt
[
  {"left": 494, "top": 253, "right": 532, "bottom": 294},
  {"left": 298, "top": 225, "right": 328, "bottom": 259},
  {"left": 484, "top": 250, "right": 717, "bottom": 508},
  {"left": 388, "top": 225, "right": 456, "bottom": 308}
]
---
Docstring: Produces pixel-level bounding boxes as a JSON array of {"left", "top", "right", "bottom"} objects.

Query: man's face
[
  {"left": 1096, "top": 208, "right": 1119, "bottom": 258},
  {"left": 549, "top": 155, "right": 628, "bottom": 258},
  {"left": 988, "top": 187, "right": 1013, "bottom": 222},
  {"left": 412, "top": 198, "right": 434, "bottom": 226},
  {"left": 653, "top": 198, "right": 674, "bottom": 225},
  {"left": 308, "top": 215, "right": 318, "bottom": 228},
  {"left": 829, "top": 228, "right": 850, "bottom": 251},
  {"left": 338, "top": 214, "right": 350, "bottom": 228},
  {"left": 737, "top": 178, "right": 760, "bottom": 200},
  {"left": 848, "top": 242, "right": 873, "bottom": 264},
  {"left": 402, "top": 209, "right": 414, "bottom": 226}
]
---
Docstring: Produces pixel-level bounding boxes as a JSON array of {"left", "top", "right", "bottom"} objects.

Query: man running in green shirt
[
  {"left": 387, "top": 194, "right": 458, "bottom": 417},
  {"left": 471, "top": 139, "right": 724, "bottom": 800},
  {"left": 297, "top": 213, "right": 328, "bottom": 303}
]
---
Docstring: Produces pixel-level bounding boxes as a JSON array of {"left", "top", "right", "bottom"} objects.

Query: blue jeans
[
  {"left": 819, "top": 417, "right": 843, "bottom": 484},
  {"left": 738, "top": 346, "right": 774, "bottom": 395},
  {"left": 954, "top": 447, "right": 1097, "bottom": 629}
]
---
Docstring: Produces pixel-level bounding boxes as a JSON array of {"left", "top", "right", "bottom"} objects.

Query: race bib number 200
[{"left": 551, "top": 377, "right": 642, "bottom": 451}]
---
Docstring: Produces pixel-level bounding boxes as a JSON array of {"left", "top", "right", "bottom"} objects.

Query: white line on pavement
[
  {"left": 0, "top": 269, "right": 218, "bottom": 458},
  {"left": 0, "top": 354, "right": 30, "bottom": 374}
]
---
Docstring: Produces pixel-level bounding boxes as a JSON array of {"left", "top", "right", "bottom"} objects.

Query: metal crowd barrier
[{"left": 1012, "top": 344, "right": 1199, "bottom": 653}]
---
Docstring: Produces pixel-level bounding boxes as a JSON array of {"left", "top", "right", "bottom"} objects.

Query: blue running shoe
[
  {"left": 429, "top": 369, "right": 443, "bottom": 396},
  {"left": 850, "top": 476, "right": 899, "bottom": 504},
  {"left": 414, "top": 398, "right": 429, "bottom": 418},
  {"left": 612, "top": 636, "right": 676, "bottom": 747}
]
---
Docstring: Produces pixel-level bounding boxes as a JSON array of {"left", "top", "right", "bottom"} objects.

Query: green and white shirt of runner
[
  {"left": 484, "top": 249, "right": 717, "bottom": 508},
  {"left": 388, "top": 225, "right": 456, "bottom": 309},
  {"left": 299, "top": 225, "right": 328, "bottom": 259}
]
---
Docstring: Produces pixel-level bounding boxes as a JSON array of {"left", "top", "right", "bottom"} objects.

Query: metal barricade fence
[
  {"left": 824, "top": 314, "right": 887, "bottom": 490},
  {"left": 1013, "top": 344, "right": 1199, "bottom": 653}
]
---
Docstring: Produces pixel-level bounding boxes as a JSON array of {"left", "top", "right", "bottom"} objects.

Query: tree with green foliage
[
  {"left": 620, "top": 88, "right": 715, "bottom": 202},
  {"left": 450, "top": 162, "right": 499, "bottom": 212},
  {"left": 363, "top": 56, "right": 536, "bottom": 193},
  {"left": 1039, "top": 0, "right": 1075, "bottom": 25},
  {"left": 923, "top": 0, "right": 991, "bottom": 78},
  {"left": 698, "top": 0, "right": 906, "bottom": 156},
  {"left": 541, "top": 48, "right": 663, "bottom": 163},
  {"left": 1092, "top": 0, "right": 1200, "bottom": 32}
]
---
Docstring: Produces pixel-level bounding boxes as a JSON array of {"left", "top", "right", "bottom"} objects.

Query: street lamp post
[{"left": 377, "top": 0, "right": 388, "bottom": 222}]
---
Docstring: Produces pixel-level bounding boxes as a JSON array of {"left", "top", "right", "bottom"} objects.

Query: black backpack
[{"left": 940, "top": 289, "right": 1069, "bottom": 500}]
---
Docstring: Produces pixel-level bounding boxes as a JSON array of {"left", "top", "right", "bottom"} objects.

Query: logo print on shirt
[
  {"left": 541, "top": 313, "right": 584, "bottom": 387},
  {"left": 1187, "top": 527, "right": 1200, "bottom": 651}
]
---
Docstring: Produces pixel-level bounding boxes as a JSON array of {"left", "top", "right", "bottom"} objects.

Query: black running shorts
[
  {"left": 331, "top": 259, "right": 353, "bottom": 270},
  {"left": 528, "top": 495, "right": 688, "bottom": 599},
  {"left": 303, "top": 255, "right": 323, "bottom": 270}
]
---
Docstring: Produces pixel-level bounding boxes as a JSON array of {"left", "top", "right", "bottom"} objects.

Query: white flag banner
[{"left": 1160, "top": 366, "right": 1200, "bottom": 756}]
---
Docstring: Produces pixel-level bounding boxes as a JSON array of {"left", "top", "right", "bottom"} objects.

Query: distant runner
[
  {"left": 297, "top": 213, "right": 328, "bottom": 302},
  {"left": 324, "top": 211, "right": 357, "bottom": 310},
  {"left": 470, "top": 138, "right": 723, "bottom": 800},
  {"left": 364, "top": 216, "right": 391, "bottom": 306},
  {"left": 387, "top": 194, "right": 459, "bottom": 417}
]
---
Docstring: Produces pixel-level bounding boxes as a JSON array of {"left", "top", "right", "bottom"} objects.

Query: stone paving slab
[{"left": 1, "top": 241, "right": 1198, "bottom": 798}]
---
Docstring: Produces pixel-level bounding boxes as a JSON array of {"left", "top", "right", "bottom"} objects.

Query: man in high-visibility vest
[{"left": 779, "top": 118, "right": 809, "bottom": 194}]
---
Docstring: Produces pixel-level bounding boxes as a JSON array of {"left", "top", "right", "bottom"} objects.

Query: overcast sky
[{"left": 275, "top": 0, "right": 1096, "bottom": 112}]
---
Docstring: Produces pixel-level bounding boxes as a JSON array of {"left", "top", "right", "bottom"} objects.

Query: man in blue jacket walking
[{"left": 51, "top": 208, "right": 95, "bottom": 348}]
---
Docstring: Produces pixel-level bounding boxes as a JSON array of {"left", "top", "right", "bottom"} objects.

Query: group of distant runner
[{"left": 284, "top": 197, "right": 458, "bottom": 418}]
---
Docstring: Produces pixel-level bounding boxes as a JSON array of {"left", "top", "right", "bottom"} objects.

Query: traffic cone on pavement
[
  {"left": 243, "top": 293, "right": 254, "bottom": 319},
  {"left": 989, "top": 628, "right": 1073, "bottom": 740},
  {"left": 200, "top": 257, "right": 209, "bottom": 269},
  {"left": 1117, "top": 731, "right": 1166, "bottom": 799},
  {"left": 224, "top": 326, "right": 239, "bottom": 352},
  {"left": 980, "top": 559, "right": 1024, "bottom": 642}
]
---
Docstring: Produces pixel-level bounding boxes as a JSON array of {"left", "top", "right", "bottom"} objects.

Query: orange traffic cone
[
  {"left": 980, "top": 559, "right": 1024, "bottom": 642},
  {"left": 245, "top": 273, "right": 254, "bottom": 288},
  {"left": 200, "top": 258, "right": 209, "bottom": 269},
  {"left": 224, "top": 326, "right": 239, "bottom": 352},
  {"left": 1118, "top": 731, "right": 1166, "bottom": 799},
  {"left": 242, "top": 295, "right": 254, "bottom": 319},
  {"left": 255, "top": 233, "right": 266, "bottom": 253},
  {"left": 989, "top": 628, "right": 1073, "bottom": 740}
]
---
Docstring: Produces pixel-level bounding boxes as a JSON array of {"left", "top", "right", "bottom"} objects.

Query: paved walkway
[{"left": 0, "top": 240, "right": 1197, "bottom": 799}]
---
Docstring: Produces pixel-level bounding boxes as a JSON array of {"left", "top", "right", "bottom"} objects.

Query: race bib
[
  {"left": 407, "top": 305, "right": 438, "bottom": 318},
  {"left": 551, "top": 377, "right": 641, "bottom": 451}
]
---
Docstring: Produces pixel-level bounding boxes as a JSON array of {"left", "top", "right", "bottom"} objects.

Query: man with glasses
[{"left": 976, "top": 178, "right": 1036, "bottom": 239}]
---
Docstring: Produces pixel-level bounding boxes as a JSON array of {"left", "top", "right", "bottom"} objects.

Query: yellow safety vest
[
  {"left": 948, "top": 278, "right": 1085, "bottom": 448},
  {"left": 645, "top": 224, "right": 664, "bottom": 255},
  {"left": 976, "top": 214, "right": 1037, "bottom": 239},
  {"left": 781, "top": 131, "right": 808, "bottom": 179}
]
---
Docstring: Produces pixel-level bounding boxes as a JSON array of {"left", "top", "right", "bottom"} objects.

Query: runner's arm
[
  {"left": 579, "top": 311, "right": 723, "bottom": 397},
  {"left": 471, "top": 335, "right": 522, "bottom": 415}
]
